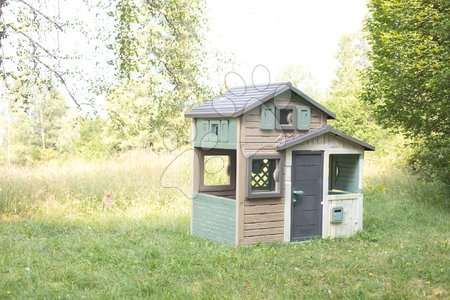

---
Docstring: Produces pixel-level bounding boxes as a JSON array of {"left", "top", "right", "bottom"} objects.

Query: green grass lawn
[{"left": 0, "top": 152, "right": 448, "bottom": 299}]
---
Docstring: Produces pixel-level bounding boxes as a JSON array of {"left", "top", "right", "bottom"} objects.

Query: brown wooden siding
[
  {"left": 239, "top": 94, "right": 328, "bottom": 245},
  {"left": 241, "top": 153, "right": 286, "bottom": 244}
]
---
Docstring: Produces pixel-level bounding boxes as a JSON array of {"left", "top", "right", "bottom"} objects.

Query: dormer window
[
  {"left": 279, "top": 108, "right": 293, "bottom": 125},
  {"left": 276, "top": 105, "right": 297, "bottom": 130}
]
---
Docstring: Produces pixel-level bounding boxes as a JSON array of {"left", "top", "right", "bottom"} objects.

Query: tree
[
  {"left": 4, "top": 81, "right": 72, "bottom": 163},
  {"left": 0, "top": 0, "right": 87, "bottom": 108},
  {"left": 106, "top": 0, "right": 212, "bottom": 150},
  {"left": 276, "top": 65, "right": 325, "bottom": 101},
  {"left": 363, "top": 0, "right": 449, "bottom": 183},
  {"left": 324, "top": 33, "right": 412, "bottom": 166},
  {"left": 324, "top": 34, "right": 378, "bottom": 143},
  {"left": 0, "top": 0, "right": 96, "bottom": 165},
  {"left": 30, "top": 87, "right": 68, "bottom": 151}
]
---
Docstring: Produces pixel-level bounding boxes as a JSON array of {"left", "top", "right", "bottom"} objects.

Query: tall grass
[
  {"left": 0, "top": 150, "right": 192, "bottom": 219},
  {"left": 364, "top": 159, "right": 449, "bottom": 209},
  {"left": 1, "top": 149, "right": 447, "bottom": 219}
]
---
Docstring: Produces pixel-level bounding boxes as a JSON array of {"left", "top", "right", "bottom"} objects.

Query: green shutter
[
  {"left": 260, "top": 103, "right": 275, "bottom": 130},
  {"left": 297, "top": 105, "right": 311, "bottom": 130},
  {"left": 196, "top": 119, "right": 209, "bottom": 142},
  {"left": 220, "top": 120, "right": 229, "bottom": 142}
]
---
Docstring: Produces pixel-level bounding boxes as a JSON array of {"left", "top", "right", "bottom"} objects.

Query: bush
[
  {"left": 31, "top": 147, "right": 57, "bottom": 162},
  {"left": 74, "top": 119, "right": 111, "bottom": 160}
]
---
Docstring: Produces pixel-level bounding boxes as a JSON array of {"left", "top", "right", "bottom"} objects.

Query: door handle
[{"left": 292, "top": 190, "right": 303, "bottom": 204}]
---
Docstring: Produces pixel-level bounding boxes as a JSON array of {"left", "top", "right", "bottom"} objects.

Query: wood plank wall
[{"left": 239, "top": 95, "right": 328, "bottom": 245}]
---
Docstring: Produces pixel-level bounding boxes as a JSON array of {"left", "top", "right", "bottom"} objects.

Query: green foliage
[
  {"left": 1, "top": 0, "right": 214, "bottom": 165},
  {"left": 363, "top": 0, "right": 450, "bottom": 183},
  {"left": 276, "top": 65, "right": 325, "bottom": 101},
  {"left": 0, "top": 153, "right": 448, "bottom": 298},
  {"left": 31, "top": 147, "right": 57, "bottom": 162},
  {"left": 410, "top": 138, "right": 450, "bottom": 184},
  {"left": 324, "top": 33, "right": 411, "bottom": 167},
  {"left": 30, "top": 88, "right": 69, "bottom": 150},
  {"left": 74, "top": 119, "right": 111, "bottom": 159},
  {"left": 107, "top": 0, "right": 212, "bottom": 151},
  {"left": 1, "top": 83, "right": 75, "bottom": 165}
]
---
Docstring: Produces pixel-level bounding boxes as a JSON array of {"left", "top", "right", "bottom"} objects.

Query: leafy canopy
[
  {"left": 107, "top": 0, "right": 211, "bottom": 150},
  {"left": 363, "top": 0, "right": 449, "bottom": 183}
]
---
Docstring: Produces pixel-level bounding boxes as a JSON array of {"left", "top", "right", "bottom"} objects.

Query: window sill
[
  {"left": 327, "top": 193, "right": 362, "bottom": 201},
  {"left": 247, "top": 191, "right": 282, "bottom": 199},
  {"left": 275, "top": 124, "right": 296, "bottom": 130}
]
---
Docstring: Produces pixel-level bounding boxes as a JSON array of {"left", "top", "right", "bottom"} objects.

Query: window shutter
[
  {"left": 297, "top": 105, "right": 311, "bottom": 130},
  {"left": 196, "top": 119, "right": 209, "bottom": 142},
  {"left": 260, "top": 103, "right": 275, "bottom": 130},
  {"left": 220, "top": 120, "right": 229, "bottom": 142}
]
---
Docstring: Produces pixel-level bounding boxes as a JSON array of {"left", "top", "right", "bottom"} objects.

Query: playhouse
[{"left": 185, "top": 82, "right": 374, "bottom": 245}]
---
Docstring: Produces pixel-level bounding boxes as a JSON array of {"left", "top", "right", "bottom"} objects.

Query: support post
[{"left": 235, "top": 117, "right": 245, "bottom": 246}]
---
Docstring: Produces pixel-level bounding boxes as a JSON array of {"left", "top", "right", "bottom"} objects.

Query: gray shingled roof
[
  {"left": 185, "top": 82, "right": 336, "bottom": 119},
  {"left": 276, "top": 125, "right": 375, "bottom": 151}
]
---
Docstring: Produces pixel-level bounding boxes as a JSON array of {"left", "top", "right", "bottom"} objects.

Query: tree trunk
[
  {"left": 39, "top": 109, "right": 45, "bottom": 149},
  {"left": 6, "top": 98, "right": 11, "bottom": 167}
]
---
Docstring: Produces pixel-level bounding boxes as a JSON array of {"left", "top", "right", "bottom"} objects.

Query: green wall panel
[
  {"left": 194, "top": 118, "right": 237, "bottom": 149},
  {"left": 192, "top": 193, "right": 236, "bottom": 245}
]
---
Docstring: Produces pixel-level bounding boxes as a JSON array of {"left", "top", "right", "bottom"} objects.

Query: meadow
[{"left": 0, "top": 150, "right": 448, "bottom": 299}]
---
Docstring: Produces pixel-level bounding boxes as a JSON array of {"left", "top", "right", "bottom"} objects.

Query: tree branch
[
  {"left": 0, "top": 0, "right": 6, "bottom": 71},
  {"left": 34, "top": 56, "right": 81, "bottom": 109},
  {"left": 146, "top": 1, "right": 181, "bottom": 38},
  {"left": 10, "top": 25, "right": 58, "bottom": 60},
  {"left": 17, "top": 0, "right": 64, "bottom": 31},
  {"left": 153, "top": 54, "right": 181, "bottom": 91}
]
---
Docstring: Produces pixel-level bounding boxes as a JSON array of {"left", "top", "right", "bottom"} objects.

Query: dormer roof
[{"left": 276, "top": 125, "right": 375, "bottom": 151}]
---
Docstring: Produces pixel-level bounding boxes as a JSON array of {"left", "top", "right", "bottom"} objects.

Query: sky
[
  {"left": 205, "top": 0, "right": 368, "bottom": 91},
  {"left": 1, "top": 0, "right": 368, "bottom": 113}
]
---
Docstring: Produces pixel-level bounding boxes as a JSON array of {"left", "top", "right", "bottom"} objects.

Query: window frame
[
  {"left": 209, "top": 120, "right": 220, "bottom": 142},
  {"left": 275, "top": 104, "right": 297, "bottom": 130},
  {"left": 199, "top": 149, "right": 236, "bottom": 192},
  {"left": 246, "top": 153, "right": 283, "bottom": 198}
]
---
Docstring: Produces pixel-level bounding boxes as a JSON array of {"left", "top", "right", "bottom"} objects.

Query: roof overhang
[
  {"left": 184, "top": 84, "right": 290, "bottom": 118},
  {"left": 289, "top": 85, "right": 336, "bottom": 119},
  {"left": 184, "top": 82, "right": 336, "bottom": 119},
  {"left": 276, "top": 125, "right": 375, "bottom": 151}
]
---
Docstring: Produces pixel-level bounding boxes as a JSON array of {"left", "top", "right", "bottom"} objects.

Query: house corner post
[{"left": 235, "top": 117, "right": 245, "bottom": 246}]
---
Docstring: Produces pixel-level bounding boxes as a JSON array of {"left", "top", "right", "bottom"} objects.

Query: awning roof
[{"left": 276, "top": 125, "right": 375, "bottom": 151}]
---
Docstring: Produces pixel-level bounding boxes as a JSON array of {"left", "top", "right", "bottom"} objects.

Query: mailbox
[{"left": 331, "top": 206, "right": 344, "bottom": 223}]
